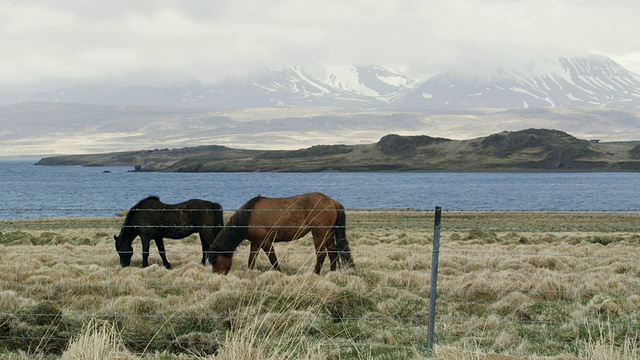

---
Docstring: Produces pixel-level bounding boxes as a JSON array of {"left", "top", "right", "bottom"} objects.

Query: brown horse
[
  {"left": 208, "top": 192, "right": 354, "bottom": 275},
  {"left": 114, "top": 196, "right": 223, "bottom": 269}
]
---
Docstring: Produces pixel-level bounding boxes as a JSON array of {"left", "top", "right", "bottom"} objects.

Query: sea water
[{"left": 1, "top": 159, "right": 639, "bottom": 219}]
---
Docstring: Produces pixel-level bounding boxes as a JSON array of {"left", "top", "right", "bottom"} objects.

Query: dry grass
[
  {"left": 60, "top": 320, "right": 134, "bottom": 360},
  {"left": 0, "top": 211, "right": 639, "bottom": 359}
]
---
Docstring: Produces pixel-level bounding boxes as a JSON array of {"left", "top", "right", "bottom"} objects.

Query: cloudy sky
[{"left": 2, "top": 0, "right": 640, "bottom": 90}]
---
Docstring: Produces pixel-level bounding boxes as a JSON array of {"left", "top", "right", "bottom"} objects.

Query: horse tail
[
  {"left": 212, "top": 204, "right": 224, "bottom": 239},
  {"left": 203, "top": 203, "right": 224, "bottom": 266},
  {"left": 334, "top": 204, "right": 355, "bottom": 268}
]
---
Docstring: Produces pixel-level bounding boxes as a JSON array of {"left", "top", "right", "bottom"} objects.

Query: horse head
[
  {"left": 208, "top": 247, "right": 232, "bottom": 275},
  {"left": 114, "top": 235, "right": 134, "bottom": 267}
]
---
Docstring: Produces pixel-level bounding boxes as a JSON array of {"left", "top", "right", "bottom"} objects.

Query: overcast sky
[{"left": 2, "top": 0, "right": 640, "bottom": 90}]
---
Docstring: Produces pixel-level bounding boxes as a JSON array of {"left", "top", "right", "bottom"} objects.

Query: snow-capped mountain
[
  {"left": 2, "top": 55, "right": 640, "bottom": 110},
  {"left": 396, "top": 55, "right": 640, "bottom": 110}
]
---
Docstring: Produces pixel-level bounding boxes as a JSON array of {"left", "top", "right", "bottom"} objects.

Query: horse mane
[{"left": 212, "top": 195, "right": 263, "bottom": 251}]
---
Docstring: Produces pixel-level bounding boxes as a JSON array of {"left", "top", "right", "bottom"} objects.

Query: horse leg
[
  {"left": 154, "top": 237, "right": 172, "bottom": 269},
  {"left": 314, "top": 251, "right": 327, "bottom": 275},
  {"left": 248, "top": 241, "right": 260, "bottom": 269},
  {"left": 141, "top": 236, "right": 151, "bottom": 268},
  {"left": 313, "top": 231, "right": 335, "bottom": 274},
  {"left": 261, "top": 242, "right": 280, "bottom": 271},
  {"left": 327, "top": 234, "right": 339, "bottom": 271},
  {"left": 198, "top": 232, "right": 209, "bottom": 266},
  {"left": 313, "top": 237, "right": 327, "bottom": 275}
]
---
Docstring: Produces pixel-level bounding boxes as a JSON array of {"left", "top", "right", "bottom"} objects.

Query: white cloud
[{"left": 1, "top": 0, "right": 640, "bottom": 90}]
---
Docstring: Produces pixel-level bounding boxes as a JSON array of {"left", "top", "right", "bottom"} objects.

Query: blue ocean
[{"left": 1, "top": 158, "right": 639, "bottom": 220}]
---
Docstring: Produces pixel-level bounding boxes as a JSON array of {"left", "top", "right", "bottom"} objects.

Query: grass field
[{"left": 0, "top": 210, "right": 639, "bottom": 359}]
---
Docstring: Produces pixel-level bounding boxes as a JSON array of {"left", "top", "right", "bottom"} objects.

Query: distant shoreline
[{"left": 34, "top": 129, "right": 640, "bottom": 172}]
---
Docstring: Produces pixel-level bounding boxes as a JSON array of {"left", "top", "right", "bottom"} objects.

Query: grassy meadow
[{"left": 0, "top": 211, "right": 639, "bottom": 359}]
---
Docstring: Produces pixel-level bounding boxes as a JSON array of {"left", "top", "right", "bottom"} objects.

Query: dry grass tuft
[
  {"left": 61, "top": 319, "right": 134, "bottom": 360},
  {"left": 1, "top": 211, "right": 640, "bottom": 359},
  {"left": 576, "top": 322, "right": 640, "bottom": 360}
]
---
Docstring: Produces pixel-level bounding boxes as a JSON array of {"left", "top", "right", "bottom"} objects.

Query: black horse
[{"left": 114, "top": 196, "right": 223, "bottom": 269}]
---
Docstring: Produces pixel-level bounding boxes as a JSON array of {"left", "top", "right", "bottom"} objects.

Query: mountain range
[
  {"left": 3, "top": 55, "right": 640, "bottom": 111},
  {"left": 2, "top": 54, "right": 640, "bottom": 157}
]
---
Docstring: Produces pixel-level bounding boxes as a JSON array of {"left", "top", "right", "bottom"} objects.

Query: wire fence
[{"left": 0, "top": 208, "right": 640, "bottom": 357}]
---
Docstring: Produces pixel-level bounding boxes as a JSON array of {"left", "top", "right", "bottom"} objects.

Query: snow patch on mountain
[
  {"left": 325, "top": 65, "right": 380, "bottom": 97},
  {"left": 377, "top": 73, "right": 406, "bottom": 87},
  {"left": 290, "top": 66, "right": 332, "bottom": 95}
]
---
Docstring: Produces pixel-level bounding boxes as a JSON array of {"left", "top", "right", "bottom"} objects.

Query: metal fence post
[{"left": 427, "top": 206, "right": 442, "bottom": 356}]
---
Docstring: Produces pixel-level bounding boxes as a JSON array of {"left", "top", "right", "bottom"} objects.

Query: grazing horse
[
  {"left": 114, "top": 196, "right": 223, "bottom": 269},
  {"left": 208, "top": 192, "right": 354, "bottom": 275}
]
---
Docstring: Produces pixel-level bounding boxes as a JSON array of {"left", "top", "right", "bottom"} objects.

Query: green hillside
[{"left": 36, "top": 129, "right": 640, "bottom": 172}]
